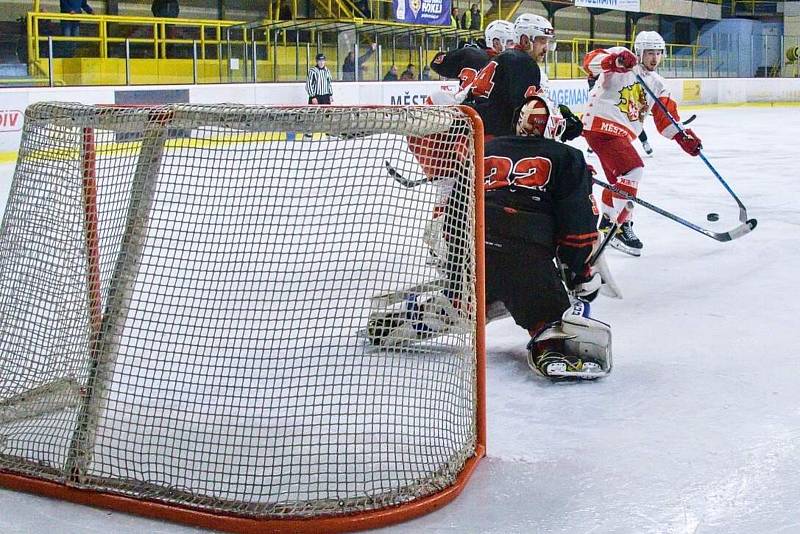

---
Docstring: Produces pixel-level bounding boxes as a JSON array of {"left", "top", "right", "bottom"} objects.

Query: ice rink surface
[{"left": 1, "top": 105, "right": 799, "bottom": 534}]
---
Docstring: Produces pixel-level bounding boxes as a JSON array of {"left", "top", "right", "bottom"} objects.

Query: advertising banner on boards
[
  {"left": 574, "top": 0, "right": 641, "bottom": 12},
  {"left": 393, "top": 0, "right": 451, "bottom": 26}
]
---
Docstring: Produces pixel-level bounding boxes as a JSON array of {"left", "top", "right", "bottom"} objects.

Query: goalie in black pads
[
  {"left": 368, "top": 97, "right": 613, "bottom": 380},
  {"left": 484, "top": 96, "right": 612, "bottom": 380}
]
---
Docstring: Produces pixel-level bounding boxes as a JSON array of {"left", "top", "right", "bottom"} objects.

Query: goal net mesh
[{"left": 0, "top": 103, "right": 482, "bottom": 520}]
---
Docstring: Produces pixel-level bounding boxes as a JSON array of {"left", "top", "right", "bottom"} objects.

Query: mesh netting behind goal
[{"left": 0, "top": 103, "right": 485, "bottom": 532}]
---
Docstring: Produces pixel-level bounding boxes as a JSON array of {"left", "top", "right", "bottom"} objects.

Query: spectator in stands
[
  {"left": 152, "top": 0, "right": 179, "bottom": 18},
  {"left": 151, "top": 0, "right": 180, "bottom": 57},
  {"left": 383, "top": 64, "right": 398, "bottom": 81},
  {"left": 421, "top": 65, "right": 431, "bottom": 80},
  {"left": 400, "top": 63, "right": 415, "bottom": 80},
  {"left": 354, "top": 0, "right": 371, "bottom": 19},
  {"left": 277, "top": 0, "right": 292, "bottom": 20},
  {"left": 60, "top": 0, "right": 93, "bottom": 57},
  {"left": 341, "top": 42, "right": 376, "bottom": 81},
  {"left": 451, "top": 7, "right": 462, "bottom": 29},
  {"left": 461, "top": 4, "right": 482, "bottom": 30}
]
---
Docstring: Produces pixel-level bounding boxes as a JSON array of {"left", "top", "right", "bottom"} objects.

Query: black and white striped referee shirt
[{"left": 306, "top": 66, "right": 333, "bottom": 97}]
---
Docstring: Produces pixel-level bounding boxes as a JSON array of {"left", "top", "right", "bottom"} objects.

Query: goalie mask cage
[{"left": 0, "top": 103, "right": 485, "bottom": 533}]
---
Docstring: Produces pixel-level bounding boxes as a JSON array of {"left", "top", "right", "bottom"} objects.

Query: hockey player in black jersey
[
  {"left": 370, "top": 96, "right": 613, "bottom": 380},
  {"left": 430, "top": 46, "right": 491, "bottom": 90},
  {"left": 465, "top": 14, "right": 582, "bottom": 142},
  {"left": 483, "top": 96, "right": 611, "bottom": 380},
  {"left": 429, "top": 20, "right": 514, "bottom": 95}
]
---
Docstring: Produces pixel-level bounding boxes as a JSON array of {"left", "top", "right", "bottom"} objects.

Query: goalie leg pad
[
  {"left": 527, "top": 300, "right": 612, "bottom": 380},
  {"left": 366, "top": 292, "right": 465, "bottom": 347}
]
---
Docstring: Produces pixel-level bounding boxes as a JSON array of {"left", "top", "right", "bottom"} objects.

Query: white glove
[
  {"left": 574, "top": 272, "right": 602, "bottom": 301},
  {"left": 425, "top": 89, "right": 459, "bottom": 106}
]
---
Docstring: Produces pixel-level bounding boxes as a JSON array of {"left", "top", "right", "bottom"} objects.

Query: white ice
[{"left": 1, "top": 105, "right": 799, "bottom": 534}]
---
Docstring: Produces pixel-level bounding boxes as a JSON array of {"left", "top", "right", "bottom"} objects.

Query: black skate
[
  {"left": 610, "top": 220, "right": 643, "bottom": 257},
  {"left": 642, "top": 140, "right": 653, "bottom": 156},
  {"left": 598, "top": 213, "right": 613, "bottom": 235}
]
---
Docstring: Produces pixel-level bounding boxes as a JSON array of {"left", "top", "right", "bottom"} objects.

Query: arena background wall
[{"left": 1, "top": 77, "right": 799, "bottom": 160}]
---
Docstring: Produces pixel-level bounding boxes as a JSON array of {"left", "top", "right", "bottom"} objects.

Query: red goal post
[{"left": 0, "top": 103, "right": 485, "bottom": 533}]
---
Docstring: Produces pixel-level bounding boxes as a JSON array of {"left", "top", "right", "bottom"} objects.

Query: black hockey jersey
[
  {"left": 483, "top": 135, "right": 598, "bottom": 276},
  {"left": 467, "top": 47, "right": 543, "bottom": 137},
  {"left": 430, "top": 47, "right": 492, "bottom": 90}
]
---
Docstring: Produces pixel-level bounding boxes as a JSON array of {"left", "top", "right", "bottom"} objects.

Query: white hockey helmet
[
  {"left": 484, "top": 20, "right": 515, "bottom": 51},
  {"left": 634, "top": 31, "right": 666, "bottom": 57},
  {"left": 516, "top": 94, "right": 565, "bottom": 140},
  {"left": 513, "top": 13, "right": 556, "bottom": 52}
]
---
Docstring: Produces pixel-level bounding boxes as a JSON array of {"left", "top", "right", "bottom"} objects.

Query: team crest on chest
[{"left": 616, "top": 83, "right": 648, "bottom": 122}]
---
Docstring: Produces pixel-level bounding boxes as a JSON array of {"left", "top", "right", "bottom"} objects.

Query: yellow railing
[
  {"left": 569, "top": 37, "right": 706, "bottom": 66},
  {"left": 22, "top": 12, "right": 796, "bottom": 86},
  {"left": 27, "top": 12, "right": 249, "bottom": 65}
]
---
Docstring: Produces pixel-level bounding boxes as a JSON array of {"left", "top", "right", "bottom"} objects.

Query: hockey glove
[
  {"left": 558, "top": 105, "right": 583, "bottom": 142},
  {"left": 567, "top": 265, "right": 602, "bottom": 302},
  {"left": 426, "top": 89, "right": 459, "bottom": 106},
  {"left": 611, "top": 50, "right": 638, "bottom": 72},
  {"left": 675, "top": 128, "right": 702, "bottom": 156}
]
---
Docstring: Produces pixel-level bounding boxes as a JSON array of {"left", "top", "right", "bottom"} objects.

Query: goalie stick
[
  {"left": 592, "top": 177, "right": 756, "bottom": 242},
  {"left": 385, "top": 161, "right": 429, "bottom": 188},
  {"left": 635, "top": 73, "right": 756, "bottom": 229}
]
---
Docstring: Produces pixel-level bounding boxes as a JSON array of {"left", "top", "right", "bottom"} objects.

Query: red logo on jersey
[{"left": 524, "top": 85, "right": 543, "bottom": 99}]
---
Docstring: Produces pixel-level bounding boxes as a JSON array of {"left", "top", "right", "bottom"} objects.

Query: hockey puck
[{"left": 706, "top": 213, "right": 720, "bottom": 222}]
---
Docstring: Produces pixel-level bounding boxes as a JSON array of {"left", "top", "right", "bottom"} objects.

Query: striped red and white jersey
[{"left": 581, "top": 46, "right": 681, "bottom": 141}]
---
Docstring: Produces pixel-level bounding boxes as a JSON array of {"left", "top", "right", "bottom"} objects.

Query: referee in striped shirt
[{"left": 306, "top": 53, "right": 333, "bottom": 105}]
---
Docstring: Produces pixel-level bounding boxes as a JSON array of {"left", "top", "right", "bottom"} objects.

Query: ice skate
[
  {"left": 598, "top": 213, "right": 614, "bottom": 235},
  {"left": 609, "top": 220, "right": 643, "bottom": 257},
  {"left": 642, "top": 140, "right": 654, "bottom": 156}
]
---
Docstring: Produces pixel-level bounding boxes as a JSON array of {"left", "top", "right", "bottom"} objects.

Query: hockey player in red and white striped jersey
[{"left": 581, "top": 31, "right": 702, "bottom": 256}]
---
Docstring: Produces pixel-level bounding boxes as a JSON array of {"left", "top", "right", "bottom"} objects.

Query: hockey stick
[
  {"left": 682, "top": 113, "right": 697, "bottom": 126},
  {"left": 385, "top": 161, "right": 429, "bottom": 188},
  {"left": 593, "top": 178, "right": 756, "bottom": 242},
  {"left": 635, "top": 73, "right": 755, "bottom": 228}
]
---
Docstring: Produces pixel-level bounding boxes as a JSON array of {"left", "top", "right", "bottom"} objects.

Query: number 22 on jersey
[{"left": 484, "top": 155, "right": 552, "bottom": 190}]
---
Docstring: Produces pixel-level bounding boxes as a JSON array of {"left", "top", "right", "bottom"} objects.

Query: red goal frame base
[{"left": 0, "top": 445, "right": 485, "bottom": 533}]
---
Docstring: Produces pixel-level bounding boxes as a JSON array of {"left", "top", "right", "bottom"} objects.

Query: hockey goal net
[{"left": 0, "top": 103, "right": 485, "bottom": 532}]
